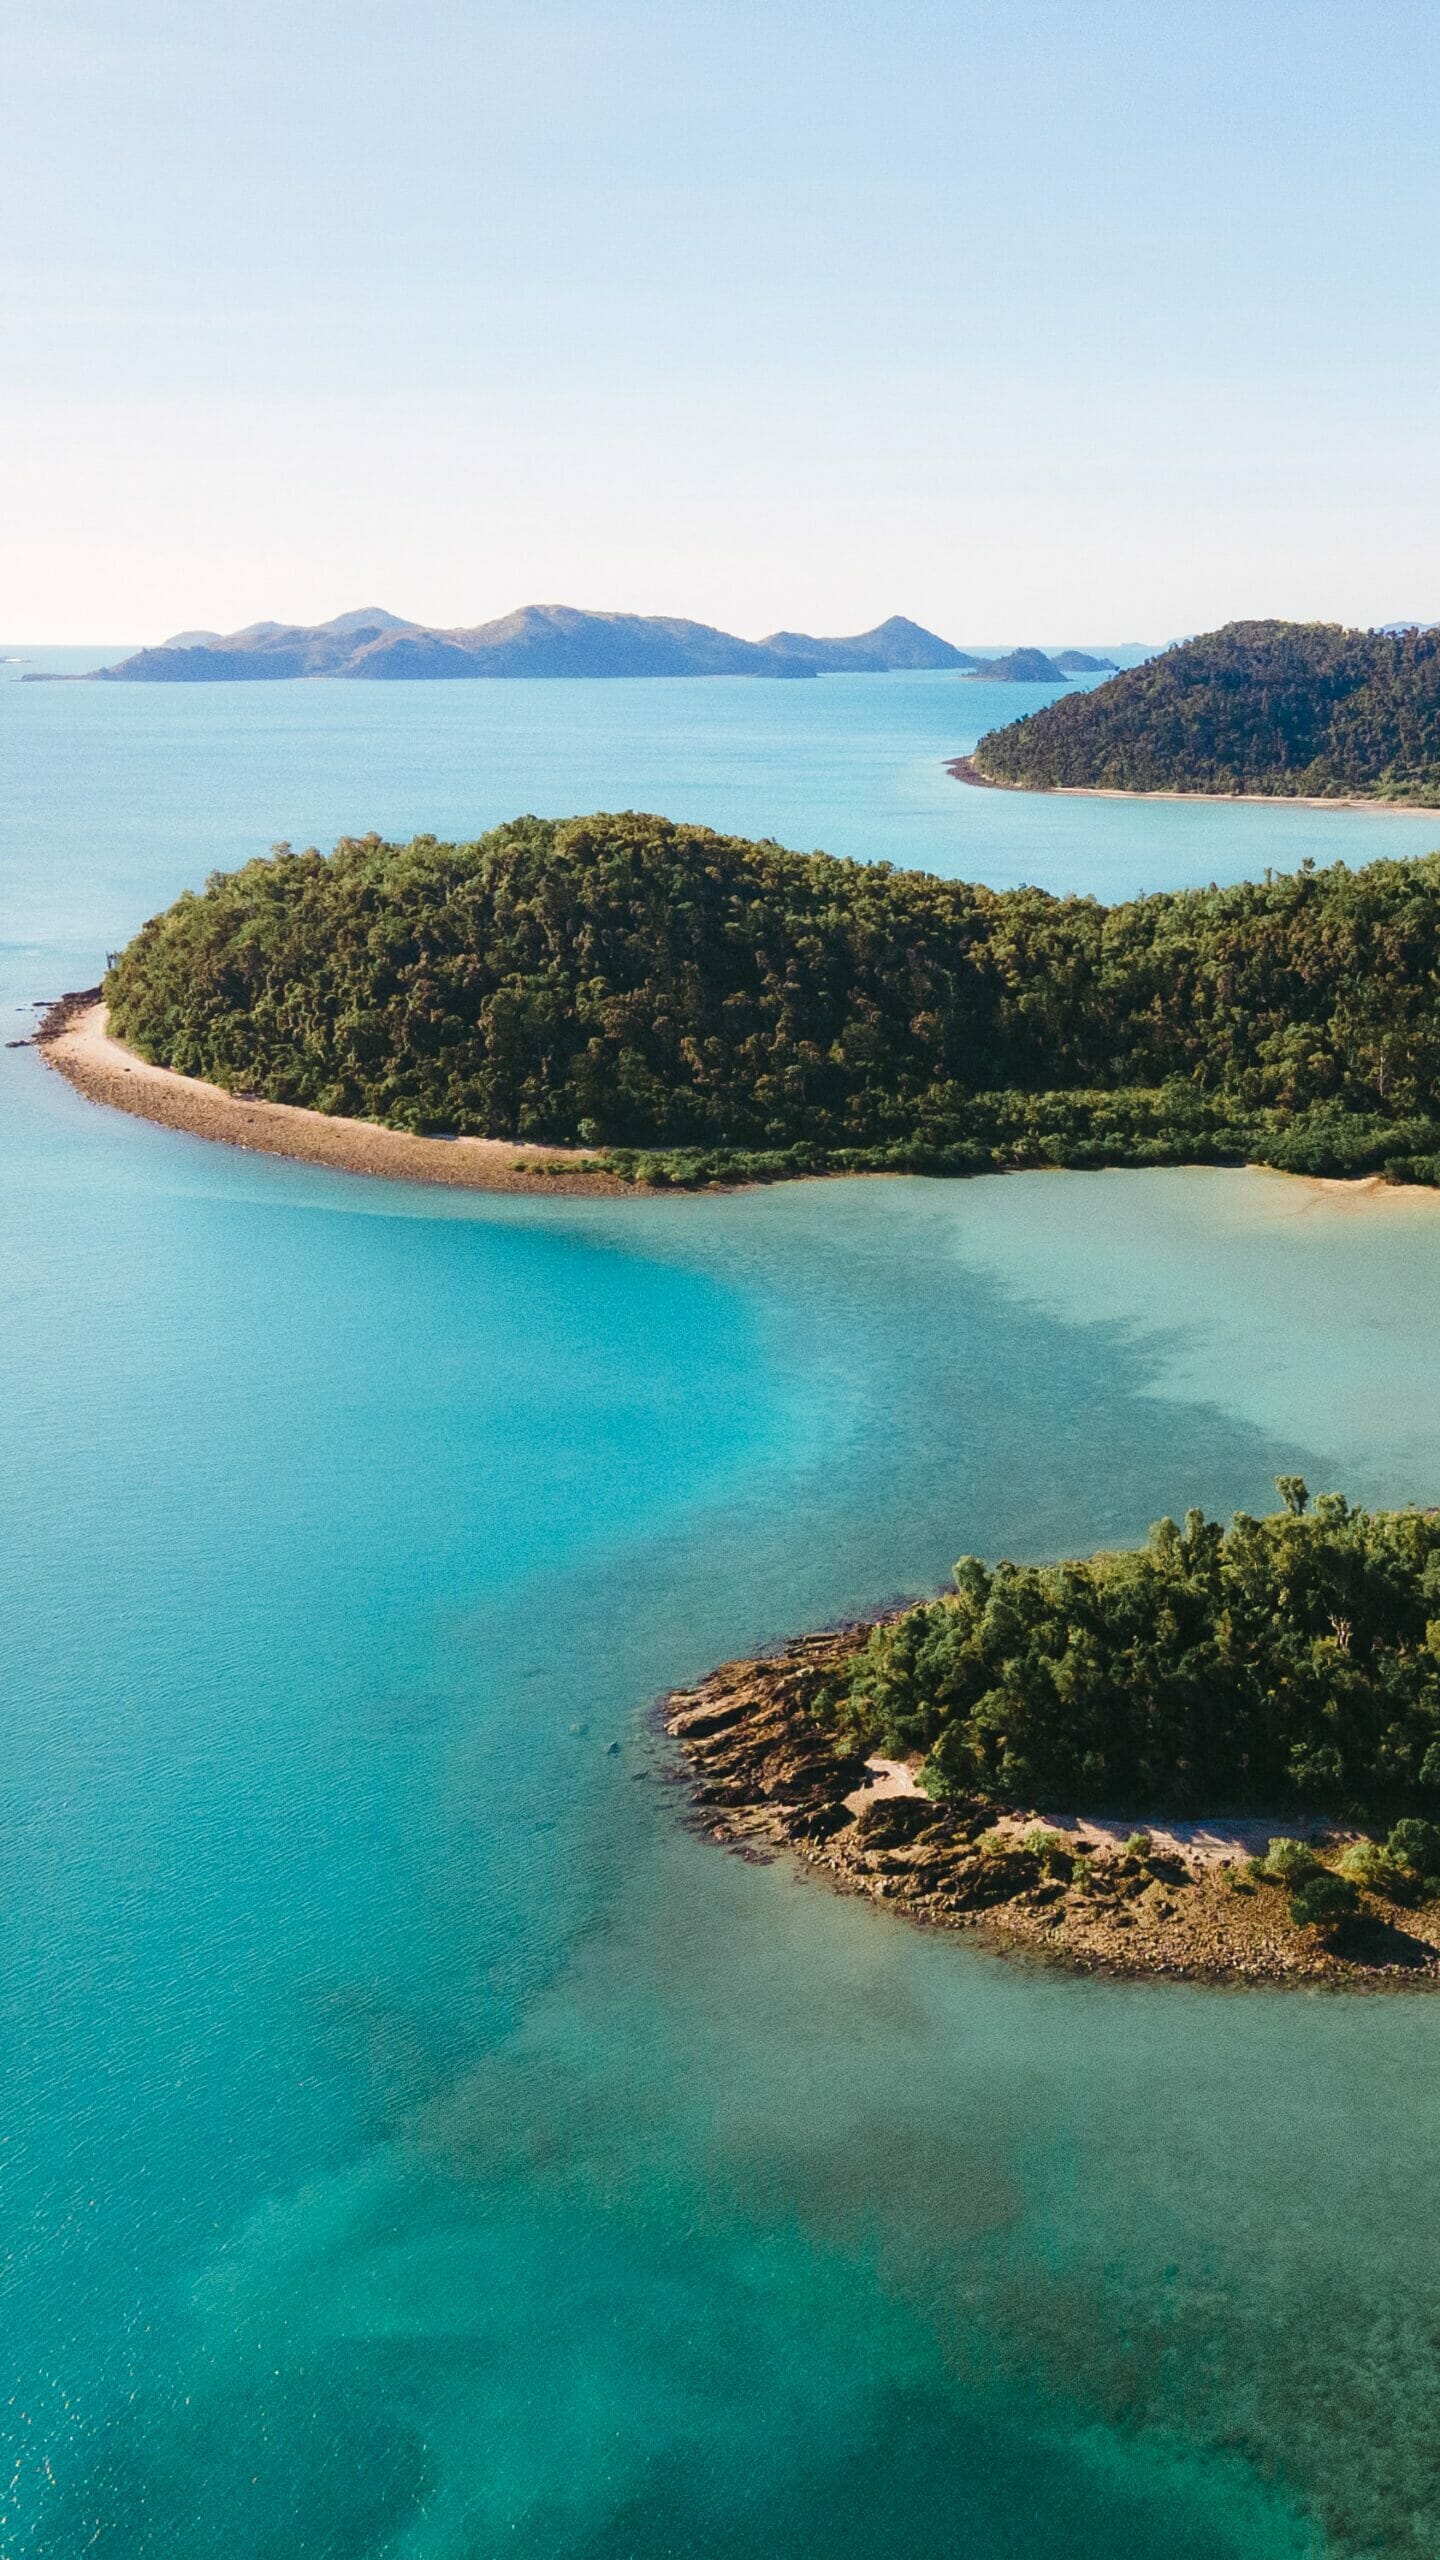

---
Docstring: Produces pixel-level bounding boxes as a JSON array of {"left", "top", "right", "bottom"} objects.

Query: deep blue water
[{"left": 5, "top": 666, "right": 1440, "bottom": 2558}]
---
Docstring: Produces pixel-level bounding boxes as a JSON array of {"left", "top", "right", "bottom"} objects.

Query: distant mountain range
[{"left": 27, "top": 606, "right": 1124, "bottom": 684}]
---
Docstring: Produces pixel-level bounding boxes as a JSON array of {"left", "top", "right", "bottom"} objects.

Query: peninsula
[
  {"left": 51, "top": 812, "right": 1440, "bottom": 1194},
  {"left": 668, "top": 1486, "right": 1440, "bottom": 1985},
  {"left": 966, "top": 619, "right": 1440, "bottom": 803}
]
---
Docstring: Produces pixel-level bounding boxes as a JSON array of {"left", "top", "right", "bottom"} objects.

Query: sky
[{"left": 3, "top": 0, "right": 1438, "bottom": 643}]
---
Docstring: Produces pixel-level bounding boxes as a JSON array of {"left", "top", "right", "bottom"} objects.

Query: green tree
[
  {"left": 1288, "top": 1871, "right": 1360, "bottom": 1933},
  {"left": 1385, "top": 1817, "right": 1440, "bottom": 1879},
  {"left": 840, "top": 1486, "right": 1440, "bottom": 1821},
  {"left": 104, "top": 814, "right": 1440, "bottom": 1191}
]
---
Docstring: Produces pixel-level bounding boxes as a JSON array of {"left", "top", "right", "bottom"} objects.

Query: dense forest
[
  {"left": 837, "top": 1488, "right": 1440, "bottom": 1818},
  {"left": 106, "top": 810, "right": 1440, "bottom": 1185},
  {"left": 972, "top": 621, "right": 1440, "bottom": 802}
]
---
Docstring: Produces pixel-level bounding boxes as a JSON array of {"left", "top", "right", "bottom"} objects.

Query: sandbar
[{"left": 36, "top": 996, "right": 628, "bottom": 1197}]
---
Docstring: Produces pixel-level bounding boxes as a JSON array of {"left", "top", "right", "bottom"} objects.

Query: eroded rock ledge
[{"left": 664, "top": 1628, "right": 1440, "bottom": 1987}]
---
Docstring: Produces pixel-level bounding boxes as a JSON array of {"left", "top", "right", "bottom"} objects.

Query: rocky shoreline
[
  {"left": 664, "top": 1625, "right": 1440, "bottom": 1987},
  {"left": 35, "top": 986, "right": 104, "bottom": 1039}
]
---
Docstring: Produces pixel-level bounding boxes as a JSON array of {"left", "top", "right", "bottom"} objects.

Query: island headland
[
  {"left": 64, "top": 810, "right": 1440, "bottom": 1198},
  {"left": 667, "top": 1487, "right": 1440, "bottom": 1986},
  {"left": 964, "top": 618, "right": 1440, "bottom": 806},
  {"left": 36, "top": 993, "right": 625, "bottom": 1195}
]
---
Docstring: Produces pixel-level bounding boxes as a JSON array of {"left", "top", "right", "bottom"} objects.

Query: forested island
[
  {"left": 668, "top": 1487, "right": 1440, "bottom": 1983},
  {"left": 968, "top": 620, "right": 1440, "bottom": 802},
  {"left": 966, "top": 647, "right": 1068, "bottom": 682},
  {"left": 102, "top": 811, "right": 1440, "bottom": 1192}
]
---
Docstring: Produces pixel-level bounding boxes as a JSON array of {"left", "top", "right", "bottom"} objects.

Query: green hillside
[
  {"left": 971, "top": 620, "right": 1440, "bottom": 803},
  {"left": 106, "top": 810, "right": 1440, "bottom": 1186}
]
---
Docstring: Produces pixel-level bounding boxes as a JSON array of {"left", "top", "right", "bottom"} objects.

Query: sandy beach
[
  {"left": 36, "top": 996, "right": 629, "bottom": 1197},
  {"left": 946, "top": 754, "right": 1440, "bottom": 816},
  {"left": 35, "top": 995, "right": 1440, "bottom": 1216}
]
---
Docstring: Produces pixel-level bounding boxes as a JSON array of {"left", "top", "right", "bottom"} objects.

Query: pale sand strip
[
  {"left": 842, "top": 1757, "right": 1356, "bottom": 1871},
  {"left": 984, "top": 1810, "right": 1360, "bottom": 1869},
  {"left": 946, "top": 754, "right": 1440, "bottom": 816},
  {"left": 37, "top": 999, "right": 628, "bottom": 1196}
]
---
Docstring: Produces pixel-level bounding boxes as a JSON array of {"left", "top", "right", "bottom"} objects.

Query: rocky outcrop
[
  {"left": 36, "top": 986, "right": 103, "bottom": 1040},
  {"left": 665, "top": 1631, "right": 1440, "bottom": 1987}
]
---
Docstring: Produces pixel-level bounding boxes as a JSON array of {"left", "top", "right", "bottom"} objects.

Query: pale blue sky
[{"left": 4, "top": 0, "right": 1437, "bottom": 639}]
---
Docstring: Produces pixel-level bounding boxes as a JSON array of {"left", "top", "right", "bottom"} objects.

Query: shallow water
[{"left": 4, "top": 673, "right": 1440, "bottom": 2557}]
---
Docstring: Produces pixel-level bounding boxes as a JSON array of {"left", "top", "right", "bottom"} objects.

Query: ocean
[{"left": 4, "top": 661, "right": 1440, "bottom": 2558}]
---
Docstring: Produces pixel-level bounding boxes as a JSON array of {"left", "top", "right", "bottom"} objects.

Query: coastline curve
[
  {"left": 945, "top": 754, "right": 1440, "bottom": 815},
  {"left": 36, "top": 997, "right": 628, "bottom": 1197}
]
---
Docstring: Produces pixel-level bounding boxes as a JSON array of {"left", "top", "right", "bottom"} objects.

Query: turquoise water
[
  {"left": 7, "top": 653, "right": 1439, "bottom": 943},
  {"left": 5, "top": 670, "right": 1440, "bottom": 2557}
]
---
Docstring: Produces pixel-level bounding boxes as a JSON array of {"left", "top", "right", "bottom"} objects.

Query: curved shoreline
[
  {"left": 34, "top": 996, "right": 1440, "bottom": 1216},
  {"left": 946, "top": 754, "right": 1440, "bottom": 815},
  {"left": 36, "top": 997, "right": 630, "bottom": 1197}
]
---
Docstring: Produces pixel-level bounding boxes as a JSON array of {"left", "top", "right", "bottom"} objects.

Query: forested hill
[
  {"left": 842, "top": 1488, "right": 1440, "bottom": 1817},
  {"left": 106, "top": 813, "right": 1440, "bottom": 1188},
  {"left": 970, "top": 621, "right": 1440, "bottom": 803}
]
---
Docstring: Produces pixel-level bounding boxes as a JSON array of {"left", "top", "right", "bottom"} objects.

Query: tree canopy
[
  {"left": 841, "top": 1489, "right": 1440, "bottom": 1817},
  {"left": 106, "top": 810, "right": 1440, "bottom": 1184},
  {"left": 972, "top": 620, "right": 1440, "bottom": 802}
]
